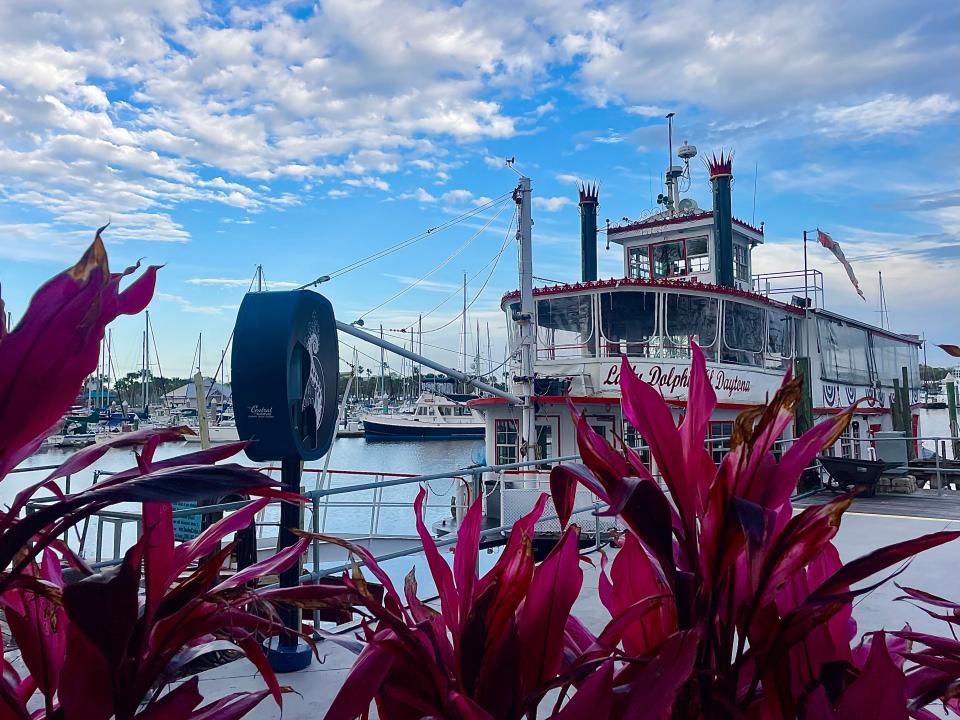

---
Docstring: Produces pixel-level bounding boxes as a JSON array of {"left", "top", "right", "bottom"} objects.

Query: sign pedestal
[{"left": 265, "top": 456, "right": 312, "bottom": 672}]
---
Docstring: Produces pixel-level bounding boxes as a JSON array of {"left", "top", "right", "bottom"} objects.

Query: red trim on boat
[
  {"left": 501, "top": 277, "right": 805, "bottom": 315},
  {"left": 605, "top": 210, "right": 764, "bottom": 237}
]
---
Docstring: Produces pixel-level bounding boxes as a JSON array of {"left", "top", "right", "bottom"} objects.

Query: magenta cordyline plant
[
  {"left": 0, "top": 229, "right": 352, "bottom": 719},
  {"left": 549, "top": 343, "right": 960, "bottom": 719},
  {"left": 327, "top": 343, "right": 960, "bottom": 720}
]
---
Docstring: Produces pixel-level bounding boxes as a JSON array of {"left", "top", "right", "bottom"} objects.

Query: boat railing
[{"left": 753, "top": 268, "right": 825, "bottom": 308}]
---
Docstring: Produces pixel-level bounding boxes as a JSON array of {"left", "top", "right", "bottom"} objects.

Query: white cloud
[
  {"left": 814, "top": 94, "right": 960, "bottom": 137},
  {"left": 327, "top": 188, "right": 350, "bottom": 199},
  {"left": 343, "top": 176, "right": 390, "bottom": 191},
  {"left": 625, "top": 104, "right": 670, "bottom": 117},
  {"left": 383, "top": 274, "right": 460, "bottom": 292},
  {"left": 441, "top": 188, "right": 474, "bottom": 204},
  {"left": 155, "top": 292, "right": 227, "bottom": 315},
  {"left": 483, "top": 155, "right": 505, "bottom": 169},
  {"left": 555, "top": 173, "right": 581, "bottom": 184},
  {"left": 188, "top": 277, "right": 301, "bottom": 289},
  {"left": 533, "top": 196, "right": 574, "bottom": 212},
  {"left": 531, "top": 100, "right": 555, "bottom": 117},
  {"left": 399, "top": 187, "right": 437, "bottom": 203}
]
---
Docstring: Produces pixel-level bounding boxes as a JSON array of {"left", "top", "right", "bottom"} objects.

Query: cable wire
[
  {"left": 387, "top": 207, "right": 516, "bottom": 335},
  {"left": 298, "top": 193, "right": 513, "bottom": 288},
  {"left": 356, "top": 201, "right": 509, "bottom": 323}
]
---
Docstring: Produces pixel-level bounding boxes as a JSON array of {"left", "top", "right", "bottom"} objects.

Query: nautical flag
[
  {"left": 938, "top": 344, "right": 960, "bottom": 358},
  {"left": 817, "top": 229, "right": 865, "bottom": 301}
]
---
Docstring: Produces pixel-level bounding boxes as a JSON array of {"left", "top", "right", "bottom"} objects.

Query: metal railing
[{"left": 13, "top": 429, "right": 960, "bottom": 568}]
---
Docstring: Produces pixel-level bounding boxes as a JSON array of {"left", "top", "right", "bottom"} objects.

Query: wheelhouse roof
[{"left": 606, "top": 210, "right": 764, "bottom": 241}]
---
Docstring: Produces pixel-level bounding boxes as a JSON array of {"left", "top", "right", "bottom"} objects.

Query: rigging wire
[
  {"left": 202, "top": 268, "right": 258, "bottom": 401},
  {"left": 356, "top": 201, "right": 510, "bottom": 323},
  {"left": 415, "top": 213, "right": 515, "bottom": 335},
  {"left": 298, "top": 192, "right": 513, "bottom": 289},
  {"left": 390, "top": 208, "right": 516, "bottom": 335},
  {"left": 148, "top": 315, "right": 169, "bottom": 408}
]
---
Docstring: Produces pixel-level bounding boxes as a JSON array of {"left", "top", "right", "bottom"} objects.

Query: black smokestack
[
  {"left": 578, "top": 182, "right": 599, "bottom": 282},
  {"left": 708, "top": 152, "right": 734, "bottom": 288}
]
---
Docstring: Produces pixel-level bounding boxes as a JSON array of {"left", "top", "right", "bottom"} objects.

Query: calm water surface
[{"left": 11, "top": 436, "right": 485, "bottom": 560}]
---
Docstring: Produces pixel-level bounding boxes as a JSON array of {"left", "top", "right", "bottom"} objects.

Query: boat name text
[{"left": 602, "top": 364, "right": 752, "bottom": 397}]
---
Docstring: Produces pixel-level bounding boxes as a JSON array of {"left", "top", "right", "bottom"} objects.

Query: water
[{"left": 9, "top": 436, "right": 485, "bottom": 560}]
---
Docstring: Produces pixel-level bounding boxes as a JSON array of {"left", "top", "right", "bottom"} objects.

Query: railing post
[
  {"left": 937, "top": 441, "right": 944, "bottom": 497},
  {"left": 95, "top": 518, "right": 103, "bottom": 563},
  {"left": 594, "top": 503, "right": 601, "bottom": 551}
]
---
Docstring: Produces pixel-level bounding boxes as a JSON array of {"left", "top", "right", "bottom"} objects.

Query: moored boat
[{"left": 361, "top": 391, "right": 484, "bottom": 440}]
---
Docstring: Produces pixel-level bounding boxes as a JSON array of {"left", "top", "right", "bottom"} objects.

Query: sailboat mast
[
  {"left": 144, "top": 310, "right": 150, "bottom": 410},
  {"left": 107, "top": 329, "right": 112, "bottom": 407},
  {"left": 486, "top": 323, "right": 491, "bottom": 377},
  {"left": 460, "top": 273, "right": 467, "bottom": 390},
  {"left": 140, "top": 329, "right": 147, "bottom": 410},
  {"left": 379, "top": 324, "right": 385, "bottom": 403}
]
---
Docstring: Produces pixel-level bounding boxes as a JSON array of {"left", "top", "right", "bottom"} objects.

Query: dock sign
[
  {"left": 231, "top": 290, "right": 339, "bottom": 462},
  {"left": 171, "top": 501, "right": 202, "bottom": 542}
]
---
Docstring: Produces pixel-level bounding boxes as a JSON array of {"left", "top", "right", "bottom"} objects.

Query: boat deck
[
  {"left": 795, "top": 488, "right": 960, "bottom": 521},
  {"left": 193, "top": 489, "right": 960, "bottom": 718}
]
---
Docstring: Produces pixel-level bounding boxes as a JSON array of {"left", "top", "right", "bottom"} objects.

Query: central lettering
[{"left": 601, "top": 363, "right": 752, "bottom": 397}]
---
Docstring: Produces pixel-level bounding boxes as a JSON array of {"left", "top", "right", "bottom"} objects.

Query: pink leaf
[
  {"left": 0, "top": 229, "right": 159, "bottom": 478},
  {"left": 413, "top": 487, "right": 460, "bottom": 633},
  {"left": 517, "top": 525, "right": 583, "bottom": 691},
  {"left": 323, "top": 642, "right": 393, "bottom": 720},
  {"left": 550, "top": 659, "right": 614, "bottom": 719},
  {"left": 212, "top": 537, "right": 310, "bottom": 592}
]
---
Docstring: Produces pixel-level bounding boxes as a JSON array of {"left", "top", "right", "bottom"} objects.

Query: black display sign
[{"left": 231, "top": 290, "right": 339, "bottom": 461}]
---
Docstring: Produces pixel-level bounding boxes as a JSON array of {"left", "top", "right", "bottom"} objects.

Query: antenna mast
[{"left": 514, "top": 174, "right": 537, "bottom": 463}]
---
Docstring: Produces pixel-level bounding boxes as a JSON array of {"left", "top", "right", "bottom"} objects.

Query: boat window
[
  {"left": 652, "top": 241, "right": 685, "bottom": 278},
  {"left": 663, "top": 294, "right": 719, "bottom": 361},
  {"left": 765, "top": 311, "right": 794, "bottom": 370},
  {"left": 627, "top": 247, "right": 651, "bottom": 279},
  {"left": 686, "top": 237, "right": 710, "bottom": 273},
  {"left": 721, "top": 300, "right": 764, "bottom": 366},
  {"left": 505, "top": 302, "right": 521, "bottom": 354},
  {"left": 818, "top": 318, "right": 872, "bottom": 384},
  {"left": 438, "top": 406, "right": 452, "bottom": 416},
  {"left": 535, "top": 424, "right": 553, "bottom": 469},
  {"left": 840, "top": 422, "right": 862, "bottom": 460},
  {"left": 416, "top": 407, "right": 426, "bottom": 416},
  {"left": 623, "top": 421, "right": 651, "bottom": 470},
  {"left": 536, "top": 295, "right": 595, "bottom": 358},
  {"left": 495, "top": 419, "right": 518, "bottom": 465},
  {"left": 708, "top": 421, "right": 734, "bottom": 465},
  {"left": 733, "top": 244, "right": 750, "bottom": 282},
  {"left": 599, "top": 291, "right": 658, "bottom": 357},
  {"left": 871, "top": 334, "right": 920, "bottom": 387}
]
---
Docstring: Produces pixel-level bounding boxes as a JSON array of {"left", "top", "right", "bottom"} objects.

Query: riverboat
[{"left": 469, "top": 138, "right": 921, "bottom": 495}]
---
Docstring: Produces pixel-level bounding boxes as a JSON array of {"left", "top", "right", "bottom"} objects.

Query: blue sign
[{"left": 171, "top": 501, "right": 202, "bottom": 542}]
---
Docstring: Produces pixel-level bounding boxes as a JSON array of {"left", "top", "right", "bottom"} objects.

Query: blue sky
[{"left": 1, "top": 0, "right": 958, "bottom": 377}]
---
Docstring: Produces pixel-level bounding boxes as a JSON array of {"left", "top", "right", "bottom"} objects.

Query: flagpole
[{"left": 803, "top": 230, "right": 809, "bottom": 306}]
